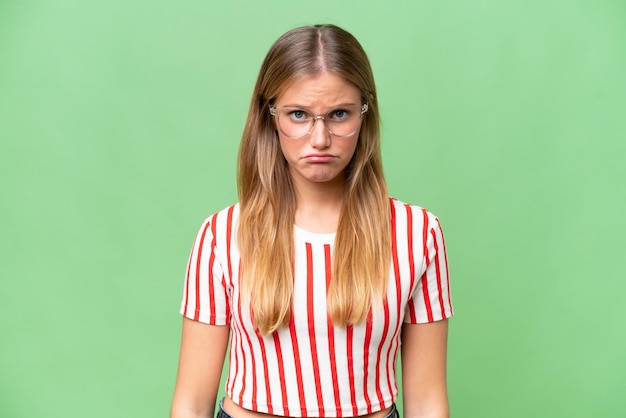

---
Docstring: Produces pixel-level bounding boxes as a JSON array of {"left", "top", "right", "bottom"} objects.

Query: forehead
[{"left": 275, "top": 72, "right": 361, "bottom": 108}]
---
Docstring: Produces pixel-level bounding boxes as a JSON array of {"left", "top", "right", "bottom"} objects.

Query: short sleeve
[
  {"left": 404, "top": 213, "right": 454, "bottom": 324},
  {"left": 179, "top": 216, "right": 230, "bottom": 325}
]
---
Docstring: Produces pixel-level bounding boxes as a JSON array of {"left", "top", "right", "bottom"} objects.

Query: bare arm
[
  {"left": 401, "top": 320, "right": 450, "bottom": 418},
  {"left": 171, "top": 317, "right": 230, "bottom": 418}
]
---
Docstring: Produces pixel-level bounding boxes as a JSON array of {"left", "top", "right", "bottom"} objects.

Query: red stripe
[
  {"left": 183, "top": 221, "right": 202, "bottom": 317},
  {"left": 421, "top": 272, "right": 434, "bottom": 322},
  {"left": 192, "top": 220, "right": 212, "bottom": 321},
  {"left": 405, "top": 205, "right": 418, "bottom": 323},
  {"left": 256, "top": 333, "right": 273, "bottom": 414},
  {"left": 218, "top": 214, "right": 233, "bottom": 396},
  {"left": 386, "top": 201, "right": 402, "bottom": 396},
  {"left": 287, "top": 249, "right": 307, "bottom": 414},
  {"left": 374, "top": 300, "right": 391, "bottom": 405},
  {"left": 409, "top": 209, "right": 430, "bottom": 322},
  {"left": 387, "top": 201, "right": 404, "bottom": 401},
  {"left": 437, "top": 218, "right": 453, "bottom": 316},
  {"left": 226, "top": 205, "right": 234, "bottom": 282},
  {"left": 362, "top": 310, "right": 374, "bottom": 414},
  {"left": 390, "top": 202, "right": 400, "bottom": 296},
  {"left": 228, "top": 321, "right": 239, "bottom": 394},
  {"left": 431, "top": 229, "right": 446, "bottom": 319},
  {"left": 208, "top": 218, "right": 218, "bottom": 322},
  {"left": 306, "top": 243, "right": 325, "bottom": 415},
  {"left": 236, "top": 301, "right": 258, "bottom": 408},
  {"left": 224, "top": 222, "right": 235, "bottom": 393},
  {"left": 235, "top": 296, "right": 248, "bottom": 405},
  {"left": 405, "top": 204, "right": 416, "bottom": 294},
  {"left": 324, "top": 244, "right": 341, "bottom": 415},
  {"left": 224, "top": 212, "right": 238, "bottom": 396},
  {"left": 209, "top": 214, "right": 217, "bottom": 324},
  {"left": 422, "top": 209, "right": 430, "bottom": 266},
  {"left": 421, "top": 210, "right": 434, "bottom": 322},
  {"left": 386, "top": 320, "right": 401, "bottom": 399},
  {"left": 407, "top": 299, "right": 417, "bottom": 323},
  {"left": 346, "top": 325, "right": 358, "bottom": 416},
  {"left": 289, "top": 310, "right": 308, "bottom": 415},
  {"left": 222, "top": 275, "right": 231, "bottom": 323},
  {"left": 272, "top": 333, "right": 290, "bottom": 416}
]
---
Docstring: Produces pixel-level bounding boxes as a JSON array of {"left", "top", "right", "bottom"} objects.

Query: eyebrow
[{"left": 277, "top": 102, "right": 360, "bottom": 110}]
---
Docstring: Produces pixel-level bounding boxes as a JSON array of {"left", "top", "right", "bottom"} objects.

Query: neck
[{"left": 292, "top": 177, "right": 346, "bottom": 234}]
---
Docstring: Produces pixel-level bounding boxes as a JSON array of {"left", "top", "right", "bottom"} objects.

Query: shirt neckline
[{"left": 293, "top": 224, "right": 336, "bottom": 244}]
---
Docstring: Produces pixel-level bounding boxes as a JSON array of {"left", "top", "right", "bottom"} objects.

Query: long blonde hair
[{"left": 237, "top": 24, "right": 390, "bottom": 335}]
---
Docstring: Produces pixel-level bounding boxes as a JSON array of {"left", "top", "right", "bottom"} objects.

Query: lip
[{"left": 303, "top": 153, "right": 335, "bottom": 163}]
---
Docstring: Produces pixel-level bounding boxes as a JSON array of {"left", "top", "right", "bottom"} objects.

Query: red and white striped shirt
[{"left": 180, "top": 198, "right": 453, "bottom": 417}]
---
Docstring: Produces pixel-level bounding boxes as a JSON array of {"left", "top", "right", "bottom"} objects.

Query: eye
[
  {"left": 329, "top": 109, "right": 351, "bottom": 121},
  {"left": 288, "top": 110, "right": 310, "bottom": 122}
]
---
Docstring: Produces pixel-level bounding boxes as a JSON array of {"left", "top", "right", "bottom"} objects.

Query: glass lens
[
  {"left": 277, "top": 110, "right": 313, "bottom": 138},
  {"left": 325, "top": 108, "right": 360, "bottom": 137},
  {"left": 276, "top": 107, "right": 362, "bottom": 138}
]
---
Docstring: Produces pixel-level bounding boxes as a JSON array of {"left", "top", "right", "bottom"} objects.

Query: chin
[{"left": 309, "top": 173, "right": 344, "bottom": 184}]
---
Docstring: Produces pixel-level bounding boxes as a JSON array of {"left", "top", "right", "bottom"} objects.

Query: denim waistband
[
  {"left": 216, "top": 398, "right": 231, "bottom": 418},
  {"left": 216, "top": 398, "right": 399, "bottom": 418}
]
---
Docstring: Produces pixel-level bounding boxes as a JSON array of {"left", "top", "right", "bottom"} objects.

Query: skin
[
  {"left": 171, "top": 71, "right": 450, "bottom": 418},
  {"left": 401, "top": 321, "right": 450, "bottom": 418},
  {"left": 171, "top": 320, "right": 229, "bottom": 418}
]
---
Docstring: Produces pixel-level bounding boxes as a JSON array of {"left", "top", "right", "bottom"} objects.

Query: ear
[{"left": 269, "top": 111, "right": 280, "bottom": 134}]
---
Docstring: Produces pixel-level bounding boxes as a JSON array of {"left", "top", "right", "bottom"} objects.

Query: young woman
[{"left": 171, "top": 24, "right": 453, "bottom": 418}]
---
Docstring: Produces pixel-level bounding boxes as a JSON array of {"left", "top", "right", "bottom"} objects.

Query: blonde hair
[{"left": 237, "top": 24, "right": 390, "bottom": 335}]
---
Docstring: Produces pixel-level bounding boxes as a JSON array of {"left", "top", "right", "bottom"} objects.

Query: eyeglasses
[{"left": 269, "top": 103, "right": 368, "bottom": 139}]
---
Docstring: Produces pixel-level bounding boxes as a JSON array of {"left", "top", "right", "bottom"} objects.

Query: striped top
[{"left": 180, "top": 198, "right": 453, "bottom": 417}]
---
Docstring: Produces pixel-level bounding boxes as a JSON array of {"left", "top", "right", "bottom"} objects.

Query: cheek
[
  {"left": 277, "top": 135, "right": 296, "bottom": 160},
  {"left": 345, "top": 135, "right": 359, "bottom": 158}
]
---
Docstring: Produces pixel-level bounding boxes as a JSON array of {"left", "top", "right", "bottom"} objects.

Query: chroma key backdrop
[{"left": 1, "top": 1, "right": 625, "bottom": 417}]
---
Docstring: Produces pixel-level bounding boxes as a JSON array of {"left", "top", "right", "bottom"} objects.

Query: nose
[{"left": 308, "top": 117, "right": 331, "bottom": 149}]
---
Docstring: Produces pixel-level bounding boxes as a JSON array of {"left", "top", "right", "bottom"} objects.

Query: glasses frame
[{"left": 269, "top": 103, "right": 368, "bottom": 139}]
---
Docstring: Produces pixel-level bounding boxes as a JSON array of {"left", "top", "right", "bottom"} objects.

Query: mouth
[{"left": 303, "top": 153, "right": 335, "bottom": 163}]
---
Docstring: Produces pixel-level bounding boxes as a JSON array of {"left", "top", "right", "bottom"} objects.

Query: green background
[{"left": 1, "top": 0, "right": 625, "bottom": 417}]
